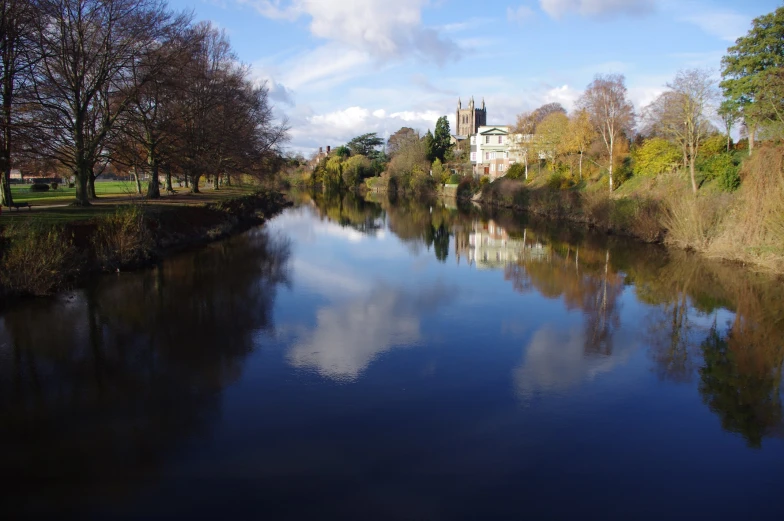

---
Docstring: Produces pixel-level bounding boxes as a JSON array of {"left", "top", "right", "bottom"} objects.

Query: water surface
[{"left": 2, "top": 193, "right": 783, "bottom": 519}]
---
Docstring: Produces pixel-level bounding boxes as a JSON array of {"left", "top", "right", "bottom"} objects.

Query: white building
[{"left": 470, "top": 126, "right": 533, "bottom": 180}]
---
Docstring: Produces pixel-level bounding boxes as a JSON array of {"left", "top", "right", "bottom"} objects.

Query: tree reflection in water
[
  {"left": 0, "top": 229, "right": 290, "bottom": 515},
  {"left": 307, "top": 191, "right": 784, "bottom": 446}
]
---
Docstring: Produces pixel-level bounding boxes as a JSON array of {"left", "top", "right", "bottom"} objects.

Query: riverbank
[
  {"left": 471, "top": 147, "right": 784, "bottom": 274},
  {"left": 0, "top": 189, "right": 291, "bottom": 299}
]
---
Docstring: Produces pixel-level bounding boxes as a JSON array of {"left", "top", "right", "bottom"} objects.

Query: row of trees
[
  {"left": 304, "top": 116, "right": 455, "bottom": 193},
  {"left": 509, "top": 5, "right": 784, "bottom": 196},
  {"left": 0, "top": 0, "right": 287, "bottom": 207},
  {"left": 509, "top": 69, "right": 737, "bottom": 195}
]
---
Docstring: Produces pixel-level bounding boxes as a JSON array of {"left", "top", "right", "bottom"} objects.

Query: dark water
[{"left": 2, "top": 192, "right": 783, "bottom": 520}]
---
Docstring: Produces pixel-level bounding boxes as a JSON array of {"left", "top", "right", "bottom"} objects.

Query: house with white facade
[{"left": 470, "top": 126, "right": 533, "bottom": 180}]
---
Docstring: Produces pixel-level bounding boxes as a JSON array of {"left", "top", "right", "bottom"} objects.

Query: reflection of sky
[
  {"left": 514, "top": 323, "right": 637, "bottom": 400},
  {"left": 269, "top": 206, "right": 464, "bottom": 381}
]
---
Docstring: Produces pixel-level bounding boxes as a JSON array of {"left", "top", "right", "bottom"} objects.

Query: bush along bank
[
  {"left": 472, "top": 145, "right": 784, "bottom": 274},
  {"left": 0, "top": 190, "right": 292, "bottom": 298},
  {"left": 475, "top": 178, "right": 667, "bottom": 243}
]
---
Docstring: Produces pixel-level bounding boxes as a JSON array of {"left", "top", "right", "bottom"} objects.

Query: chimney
[
  {"left": 319, "top": 147, "right": 323, "bottom": 155},
  {"left": 326, "top": 146, "right": 331, "bottom": 154}
]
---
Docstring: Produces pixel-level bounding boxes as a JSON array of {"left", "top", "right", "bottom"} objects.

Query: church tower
[{"left": 456, "top": 96, "right": 487, "bottom": 137}]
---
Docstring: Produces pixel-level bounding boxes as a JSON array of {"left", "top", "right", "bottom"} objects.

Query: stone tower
[{"left": 455, "top": 97, "right": 487, "bottom": 136}]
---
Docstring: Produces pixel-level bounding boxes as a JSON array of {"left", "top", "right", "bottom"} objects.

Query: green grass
[{"left": 10, "top": 181, "right": 137, "bottom": 204}]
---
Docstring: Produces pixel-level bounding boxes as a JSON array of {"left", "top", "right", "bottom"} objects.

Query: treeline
[
  {"left": 283, "top": 116, "right": 456, "bottom": 193},
  {"left": 506, "top": 72, "right": 741, "bottom": 195},
  {"left": 0, "top": 0, "right": 288, "bottom": 207},
  {"left": 508, "top": 5, "right": 784, "bottom": 197}
]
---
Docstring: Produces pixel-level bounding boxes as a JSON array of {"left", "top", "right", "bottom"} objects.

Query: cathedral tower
[{"left": 455, "top": 96, "right": 487, "bottom": 136}]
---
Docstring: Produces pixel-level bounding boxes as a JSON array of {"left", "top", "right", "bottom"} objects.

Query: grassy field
[
  {"left": 10, "top": 181, "right": 137, "bottom": 204},
  {"left": 1, "top": 183, "right": 260, "bottom": 223}
]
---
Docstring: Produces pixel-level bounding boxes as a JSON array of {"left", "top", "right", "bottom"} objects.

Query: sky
[{"left": 168, "top": 0, "right": 780, "bottom": 154}]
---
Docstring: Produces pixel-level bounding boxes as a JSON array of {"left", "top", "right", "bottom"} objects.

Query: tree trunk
[
  {"left": 213, "top": 172, "right": 219, "bottom": 190},
  {"left": 146, "top": 158, "right": 160, "bottom": 199},
  {"left": 608, "top": 138, "right": 614, "bottom": 194},
  {"left": 689, "top": 155, "right": 697, "bottom": 194},
  {"left": 191, "top": 173, "right": 200, "bottom": 193},
  {"left": 0, "top": 167, "right": 12, "bottom": 207},
  {"left": 164, "top": 164, "right": 173, "bottom": 193},
  {"left": 184, "top": 174, "right": 189, "bottom": 188},
  {"left": 224, "top": 173, "right": 232, "bottom": 187},
  {"left": 88, "top": 173, "right": 97, "bottom": 199},
  {"left": 74, "top": 168, "right": 90, "bottom": 206},
  {"left": 578, "top": 152, "right": 583, "bottom": 180},
  {"left": 748, "top": 125, "right": 756, "bottom": 156},
  {"left": 133, "top": 169, "right": 142, "bottom": 195}
]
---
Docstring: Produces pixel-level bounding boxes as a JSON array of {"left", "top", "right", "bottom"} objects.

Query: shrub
[
  {"left": 431, "top": 158, "right": 448, "bottom": 184},
  {"left": 506, "top": 163, "right": 526, "bottom": 180},
  {"left": 0, "top": 222, "right": 76, "bottom": 295},
  {"left": 633, "top": 138, "right": 681, "bottom": 177},
  {"left": 547, "top": 172, "right": 564, "bottom": 190},
  {"left": 717, "top": 163, "right": 741, "bottom": 192},
  {"left": 92, "top": 205, "right": 154, "bottom": 269},
  {"left": 662, "top": 193, "right": 726, "bottom": 251},
  {"left": 447, "top": 173, "right": 461, "bottom": 184},
  {"left": 341, "top": 155, "right": 372, "bottom": 186},
  {"left": 30, "top": 183, "right": 50, "bottom": 192},
  {"left": 699, "top": 134, "right": 728, "bottom": 158},
  {"left": 50, "top": 182, "right": 59, "bottom": 190}
]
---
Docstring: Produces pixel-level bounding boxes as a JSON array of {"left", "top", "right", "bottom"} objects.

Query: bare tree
[
  {"left": 0, "top": 0, "right": 37, "bottom": 207},
  {"left": 113, "top": 12, "right": 193, "bottom": 198},
  {"left": 510, "top": 111, "right": 536, "bottom": 180},
  {"left": 31, "top": 0, "right": 172, "bottom": 206},
  {"left": 577, "top": 74, "right": 634, "bottom": 194},
  {"left": 643, "top": 69, "right": 717, "bottom": 193}
]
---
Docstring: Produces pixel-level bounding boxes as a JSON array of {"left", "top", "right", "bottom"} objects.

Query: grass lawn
[
  {"left": 1, "top": 183, "right": 260, "bottom": 224},
  {"left": 10, "top": 181, "right": 136, "bottom": 204}
]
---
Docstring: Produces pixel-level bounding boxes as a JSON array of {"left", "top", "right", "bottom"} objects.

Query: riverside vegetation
[
  {"left": 0, "top": 0, "right": 291, "bottom": 297},
  {"left": 0, "top": 190, "right": 290, "bottom": 298},
  {"left": 281, "top": 5, "right": 784, "bottom": 273}
]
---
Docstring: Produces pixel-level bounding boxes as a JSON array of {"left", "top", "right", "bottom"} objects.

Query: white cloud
[
  {"left": 539, "top": 0, "right": 656, "bottom": 19},
  {"left": 676, "top": 9, "right": 750, "bottom": 42},
  {"left": 280, "top": 45, "right": 371, "bottom": 91},
  {"left": 288, "top": 105, "right": 444, "bottom": 152},
  {"left": 245, "top": 0, "right": 458, "bottom": 63},
  {"left": 507, "top": 5, "right": 536, "bottom": 24}
]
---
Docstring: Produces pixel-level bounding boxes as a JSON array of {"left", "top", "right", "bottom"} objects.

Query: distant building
[
  {"left": 452, "top": 97, "right": 487, "bottom": 152},
  {"left": 471, "top": 126, "right": 534, "bottom": 180},
  {"left": 455, "top": 97, "right": 486, "bottom": 137}
]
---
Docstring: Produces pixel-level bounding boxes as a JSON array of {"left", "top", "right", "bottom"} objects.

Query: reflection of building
[{"left": 454, "top": 219, "right": 548, "bottom": 269}]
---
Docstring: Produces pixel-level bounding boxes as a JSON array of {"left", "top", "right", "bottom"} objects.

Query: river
[{"left": 2, "top": 192, "right": 783, "bottom": 519}]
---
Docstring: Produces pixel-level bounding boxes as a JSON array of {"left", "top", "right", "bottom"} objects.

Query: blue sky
[{"left": 169, "top": 0, "right": 780, "bottom": 153}]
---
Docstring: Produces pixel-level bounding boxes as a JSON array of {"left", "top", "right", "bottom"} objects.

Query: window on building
[
  {"left": 485, "top": 152, "right": 490, "bottom": 160},
  {"left": 470, "top": 152, "right": 476, "bottom": 161},
  {"left": 490, "top": 152, "right": 495, "bottom": 160},
  {"left": 498, "top": 136, "right": 503, "bottom": 144},
  {"left": 491, "top": 164, "right": 495, "bottom": 171},
  {"left": 485, "top": 136, "right": 490, "bottom": 144},
  {"left": 498, "top": 164, "right": 505, "bottom": 172}
]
